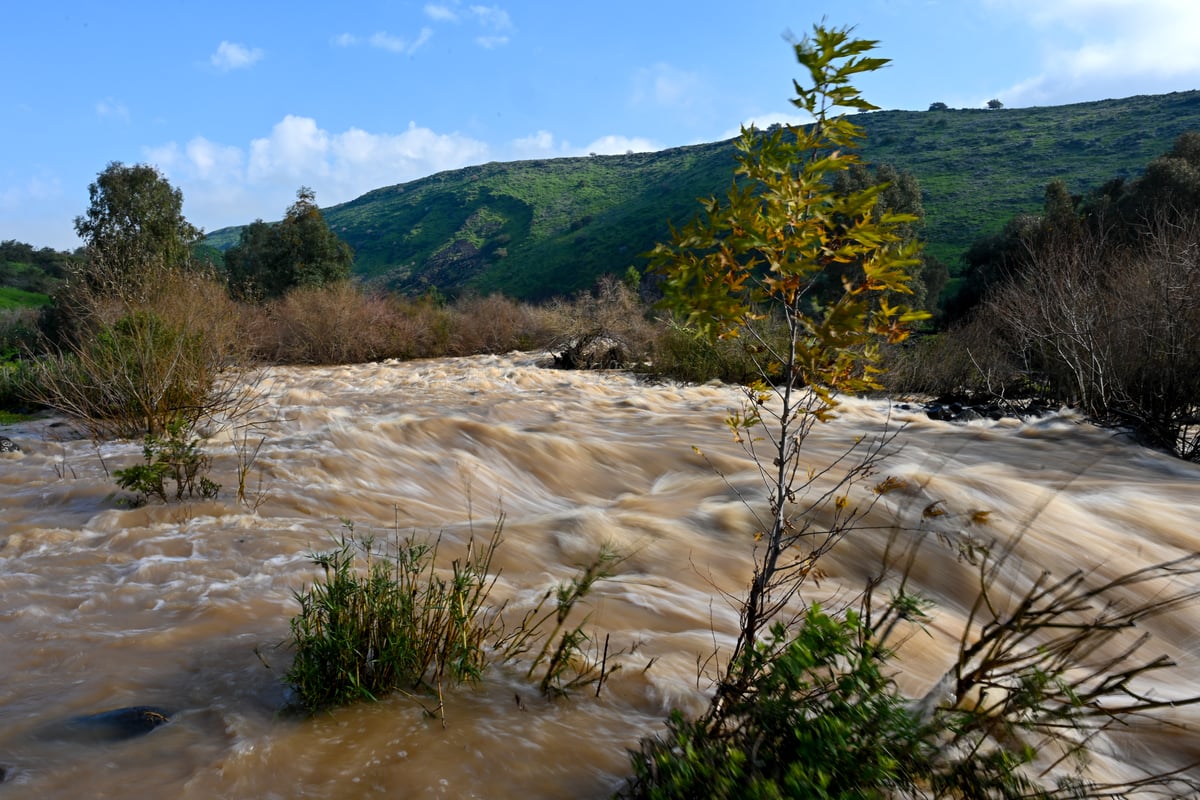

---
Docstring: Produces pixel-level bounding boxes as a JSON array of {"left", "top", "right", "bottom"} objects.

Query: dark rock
[
  {"left": 552, "top": 333, "right": 629, "bottom": 370},
  {"left": 53, "top": 706, "right": 172, "bottom": 743},
  {"left": 0, "top": 436, "right": 19, "bottom": 453},
  {"left": 925, "top": 404, "right": 954, "bottom": 422},
  {"left": 913, "top": 396, "right": 1058, "bottom": 425}
]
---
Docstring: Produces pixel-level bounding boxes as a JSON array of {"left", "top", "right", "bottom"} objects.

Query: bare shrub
[
  {"left": 541, "top": 276, "right": 661, "bottom": 368},
  {"left": 26, "top": 266, "right": 248, "bottom": 438},
  {"left": 988, "top": 212, "right": 1200, "bottom": 458},
  {"left": 258, "top": 282, "right": 399, "bottom": 365},
  {"left": 881, "top": 312, "right": 1026, "bottom": 399},
  {"left": 648, "top": 314, "right": 790, "bottom": 384},
  {"left": 448, "top": 293, "right": 548, "bottom": 355},
  {"left": 382, "top": 297, "right": 456, "bottom": 360}
]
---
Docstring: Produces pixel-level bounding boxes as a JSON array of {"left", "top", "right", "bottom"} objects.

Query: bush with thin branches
[{"left": 26, "top": 265, "right": 248, "bottom": 438}]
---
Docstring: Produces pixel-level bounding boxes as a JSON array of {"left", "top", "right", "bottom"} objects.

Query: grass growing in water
[
  {"left": 286, "top": 520, "right": 502, "bottom": 715},
  {"left": 285, "top": 517, "right": 630, "bottom": 714},
  {"left": 497, "top": 543, "right": 628, "bottom": 697}
]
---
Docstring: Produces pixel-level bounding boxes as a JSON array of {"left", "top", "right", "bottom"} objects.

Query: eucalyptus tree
[{"left": 73, "top": 161, "right": 201, "bottom": 301}]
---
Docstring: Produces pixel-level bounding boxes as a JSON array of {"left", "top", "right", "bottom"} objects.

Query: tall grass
[{"left": 286, "top": 521, "right": 502, "bottom": 714}]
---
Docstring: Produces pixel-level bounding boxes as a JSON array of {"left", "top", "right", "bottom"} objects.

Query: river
[{"left": 1, "top": 352, "right": 1198, "bottom": 797}]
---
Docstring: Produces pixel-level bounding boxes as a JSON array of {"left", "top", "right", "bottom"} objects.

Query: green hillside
[{"left": 205, "top": 91, "right": 1200, "bottom": 300}]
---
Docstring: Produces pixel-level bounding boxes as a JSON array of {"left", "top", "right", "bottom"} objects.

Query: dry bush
[
  {"left": 447, "top": 293, "right": 550, "bottom": 355},
  {"left": 26, "top": 266, "right": 248, "bottom": 438},
  {"left": 256, "top": 282, "right": 401, "bottom": 365},
  {"left": 988, "top": 213, "right": 1200, "bottom": 458},
  {"left": 381, "top": 297, "right": 456, "bottom": 360},
  {"left": 646, "top": 312, "right": 795, "bottom": 385},
  {"left": 539, "top": 276, "right": 662, "bottom": 368},
  {"left": 249, "top": 285, "right": 552, "bottom": 365},
  {"left": 880, "top": 311, "right": 1026, "bottom": 399},
  {"left": 246, "top": 278, "right": 662, "bottom": 368}
]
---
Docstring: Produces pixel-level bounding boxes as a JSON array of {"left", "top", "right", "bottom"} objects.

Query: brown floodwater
[{"left": 1, "top": 353, "right": 1198, "bottom": 797}]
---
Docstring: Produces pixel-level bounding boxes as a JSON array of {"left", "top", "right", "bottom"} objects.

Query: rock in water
[
  {"left": 0, "top": 436, "right": 19, "bottom": 453},
  {"left": 57, "top": 706, "right": 172, "bottom": 742}
]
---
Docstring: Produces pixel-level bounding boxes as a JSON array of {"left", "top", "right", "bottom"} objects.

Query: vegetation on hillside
[
  {"left": 889, "top": 131, "right": 1200, "bottom": 461},
  {"left": 199, "top": 92, "right": 1200, "bottom": 302}
]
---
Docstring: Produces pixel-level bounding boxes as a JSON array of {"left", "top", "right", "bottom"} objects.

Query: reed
[
  {"left": 285, "top": 521, "right": 502, "bottom": 716},
  {"left": 496, "top": 543, "right": 627, "bottom": 697}
]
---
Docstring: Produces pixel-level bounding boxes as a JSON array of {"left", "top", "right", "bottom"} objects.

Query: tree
[
  {"left": 1116, "top": 131, "right": 1200, "bottom": 224},
  {"left": 225, "top": 187, "right": 354, "bottom": 301},
  {"left": 72, "top": 162, "right": 201, "bottom": 301},
  {"left": 987, "top": 98, "right": 1004, "bottom": 109},
  {"left": 829, "top": 162, "right": 947, "bottom": 314},
  {"left": 30, "top": 164, "right": 249, "bottom": 439},
  {"left": 624, "top": 24, "right": 1200, "bottom": 798},
  {"left": 988, "top": 209, "right": 1200, "bottom": 460},
  {"left": 928, "top": 101, "right": 949, "bottom": 111},
  {"left": 647, "top": 21, "right": 926, "bottom": 704}
]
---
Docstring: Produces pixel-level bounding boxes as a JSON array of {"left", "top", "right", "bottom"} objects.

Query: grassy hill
[{"left": 205, "top": 90, "right": 1200, "bottom": 300}]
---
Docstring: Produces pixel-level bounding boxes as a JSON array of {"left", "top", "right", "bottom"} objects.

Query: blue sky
[{"left": 5, "top": 0, "right": 1200, "bottom": 250}]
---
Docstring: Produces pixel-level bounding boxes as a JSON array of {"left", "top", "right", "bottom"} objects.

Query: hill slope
[{"left": 205, "top": 91, "right": 1200, "bottom": 300}]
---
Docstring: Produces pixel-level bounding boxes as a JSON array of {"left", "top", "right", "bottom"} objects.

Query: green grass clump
[
  {"left": 286, "top": 523, "right": 501, "bottom": 714},
  {"left": 623, "top": 609, "right": 927, "bottom": 799}
]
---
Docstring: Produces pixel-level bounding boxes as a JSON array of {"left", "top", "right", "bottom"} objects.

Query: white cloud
[
  {"left": 248, "top": 116, "right": 331, "bottom": 183},
  {"left": 582, "top": 135, "right": 659, "bottom": 155},
  {"left": 338, "top": 28, "right": 433, "bottom": 55},
  {"left": 987, "top": 0, "right": 1200, "bottom": 105},
  {"left": 0, "top": 174, "right": 62, "bottom": 211},
  {"left": 510, "top": 130, "right": 569, "bottom": 159},
  {"left": 95, "top": 97, "right": 129, "bottom": 122},
  {"left": 147, "top": 116, "right": 491, "bottom": 231},
  {"left": 424, "top": 3, "right": 458, "bottom": 22},
  {"left": 368, "top": 29, "right": 433, "bottom": 55},
  {"left": 421, "top": 1, "right": 513, "bottom": 47},
  {"left": 147, "top": 137, "right": 244, "bottom": 183},
  {"left": 632, "top": 63, "right": 701, "bottom": 110},
  {"left": 507, "top": 130, "right": 660, "bottom": 160},
  {"left": 469, "top": 5, "right": 513, "bottom": 31},
  {"left": 210, "top": 41, "right": 264, "bottom": 71}
]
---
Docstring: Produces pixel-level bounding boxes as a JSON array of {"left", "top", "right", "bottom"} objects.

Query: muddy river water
[{"left": 2, "top": 353, "right": 1198, "bottom": 797}]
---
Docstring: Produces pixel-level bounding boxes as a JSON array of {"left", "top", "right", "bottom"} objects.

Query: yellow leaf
[{"left": 874, "top": 476, "right": 908, "bottom": 495}]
